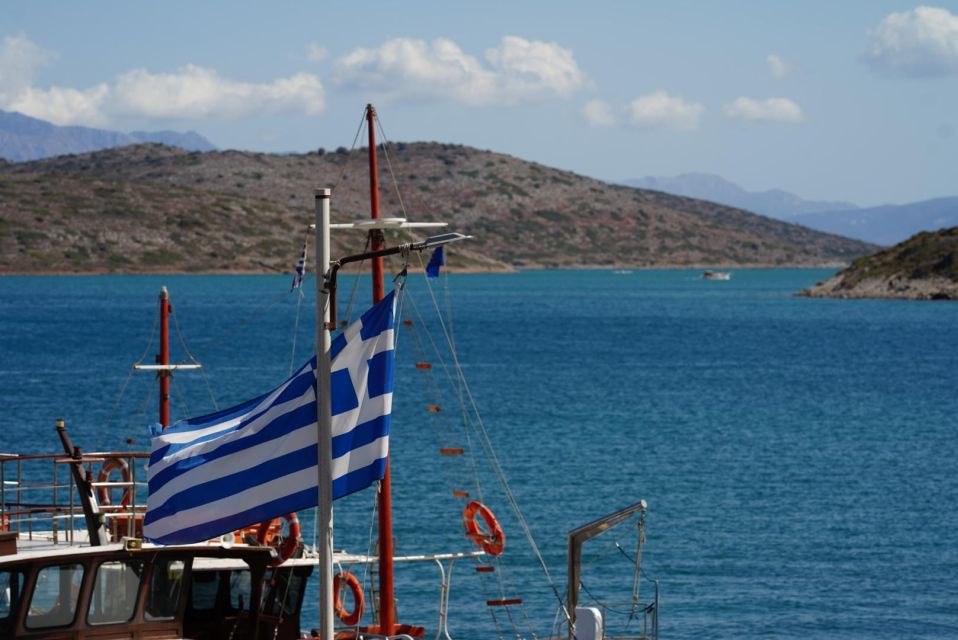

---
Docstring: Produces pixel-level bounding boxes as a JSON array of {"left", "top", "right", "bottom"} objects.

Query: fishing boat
[
  {"left": 0, "top": 105, "right": 658, "bottom": 640},
  {"left": 703, "top": 270, "right": 732, "bottom": 280}
]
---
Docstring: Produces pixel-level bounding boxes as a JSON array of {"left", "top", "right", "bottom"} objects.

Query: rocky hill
[
  {"left": 799, "top": 227, "right": 958, "bottom": 300},
  {"left": 0, "top": 142, "right": 875, "bottom": 274}
]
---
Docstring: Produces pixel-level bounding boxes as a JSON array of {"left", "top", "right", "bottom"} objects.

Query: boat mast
[
  {"left": 315, "top": 189, "right": 335, "bottom": 640},
  {"left": 134, "top": 288, "right": 200, "bottom": 425},
  {"left": 159, "top": 287, "right": 171, "bottom": 428},
  {"left": 366, "top": 103, "right": 398, "bottom": 636}
]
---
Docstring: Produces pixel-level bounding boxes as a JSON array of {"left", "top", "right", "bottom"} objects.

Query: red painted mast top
[{"left": 366, "top": 104, "right": 398, "bottom": 636}]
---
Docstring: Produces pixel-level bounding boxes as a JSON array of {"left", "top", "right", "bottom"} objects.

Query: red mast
[
  {"left": 158, "top": 286, "right": 171, "bottom": 429},
  {"left": 366, "top": 103, "right": 397, "bottom": 636}
]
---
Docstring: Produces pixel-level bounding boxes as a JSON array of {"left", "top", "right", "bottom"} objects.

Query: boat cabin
[{"left": 0, "top": 542, "right": 312, "bottom": 639}]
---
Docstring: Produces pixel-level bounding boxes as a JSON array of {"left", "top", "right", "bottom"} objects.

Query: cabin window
[
  {"left": 189, "top": 570, "right": 220, "bottom": 612},
  {"left": 25, "top": 563, "right": 84, "bottom": 629},
  {"left": 87, "top": 559, "right": 144, "bottom": 625},
  {"left": 262, "top": 568, "right": 306, "bottom": 617},
  {"left": 0, "top": 569, "right": 26, "bottom": 633},
  {"left": 229, "top": 569, "right": 252, "bottom": 612},
  {"left": 145, "top": 557, "right": 187, "bottom": 621}
]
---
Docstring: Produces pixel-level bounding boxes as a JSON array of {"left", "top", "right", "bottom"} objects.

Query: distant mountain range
[
  {"left": 624, "top": 173, "right": 857, "bottom": 219},
  {"left": 789, "top": 198, "right": 958, "bottom": 247},
  {"left": 0, "top": 110, "right": 216, "bottom": 162},
  {"left": 625, "top": 172, "right": 958, "bottom": 246}
]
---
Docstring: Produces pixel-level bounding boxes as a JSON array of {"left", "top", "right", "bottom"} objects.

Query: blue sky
[{"left": 2, "top": 1, "right": 957, "bottom": 206}]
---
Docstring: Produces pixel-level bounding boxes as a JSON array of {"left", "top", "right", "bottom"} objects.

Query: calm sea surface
[{"left": 2, "top": 269, "right": 957, "bottom": 639}]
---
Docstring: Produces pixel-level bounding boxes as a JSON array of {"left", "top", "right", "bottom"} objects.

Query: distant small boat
[
  {"left": 703, "top": 270, "right": 732, "bottom": 280},
  {"left": 612, "top": 269, "right": 633, "bottom": 275}
]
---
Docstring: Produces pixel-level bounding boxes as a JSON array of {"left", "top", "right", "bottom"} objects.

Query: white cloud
[
  {"left": 864, "top": 6, "right": 958, "bottom": 76},
  {"left": 485, "top": 36, "right": 583, "bottom": 98},
  {"left": 767, "top": 53, "right": 789, "bottom": 78},
  {"left": 628, "top": 91, "right": 704, "bottom": 131},
  {"left": 113, "top": 65, "right": 324, "bottom": 118},
  {"left": 333, "top": 36, "right": 584, "bottom": 106},
  {"left": 8, "top": 84, "right": 110, "bottom": 126},
  {"left": 0, "top": 35, "right": 56, "bottom": 104},
  {"left": 0, "top": 35, "right": 325, "bottom": 125},
  {"left": 724, "top": 96, "right": 804, "bottom": 123},
  {"left": 307, "top": 44, "right": 328, "bottom": 63},
  {"left": 582, "top": 99, "right": 617, "bottom": 126}
]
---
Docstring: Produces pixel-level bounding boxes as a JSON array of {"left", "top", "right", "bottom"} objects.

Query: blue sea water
[{"left": 1, "top": 269, "right": 957, "bottom": 639}]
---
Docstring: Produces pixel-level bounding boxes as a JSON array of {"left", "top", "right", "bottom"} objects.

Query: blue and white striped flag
[
  {"left": 291, "top": 242, "right": 307, "bottom": 291},
  {"left": 144, "top": 291, "right": 397, "bottom": 545}
]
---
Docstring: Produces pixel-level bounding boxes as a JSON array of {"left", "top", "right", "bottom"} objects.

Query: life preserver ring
[
  {"left": 463, "top": 500, "right": 505, "bottom": 556},
  {"left": 333, "top": 571, "right": 365, "bottom": 626},
  {"left": 97, "top": 457, "right": 132, "bottom": 507},
  {"left": 256, "top": 512, "right": 301, "bottom": 566}
]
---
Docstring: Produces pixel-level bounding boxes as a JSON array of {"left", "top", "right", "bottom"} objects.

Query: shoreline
[{"left": 0, "top": 264, "right": 845, "bottom": 277}]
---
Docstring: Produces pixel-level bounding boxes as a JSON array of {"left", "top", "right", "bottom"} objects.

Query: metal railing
[{"left": 0, "top": 451, "right": 148, "bottom": 546}]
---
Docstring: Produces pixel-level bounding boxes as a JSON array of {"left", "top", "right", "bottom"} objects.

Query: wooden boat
[
  {"left": 0, "top": 105, "right": 658, "bottom": 640},
  {"left": 703, "top": 270, "right": 732, "bottom": 280}
]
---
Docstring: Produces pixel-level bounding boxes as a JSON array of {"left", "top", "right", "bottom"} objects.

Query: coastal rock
[{"left": 799, "top": 227, "right": 958, "bottom": 301}]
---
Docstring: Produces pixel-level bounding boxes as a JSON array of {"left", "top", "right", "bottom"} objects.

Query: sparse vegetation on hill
[
  {"left": 0, "top": 142, "right": 875, "bottom": 274},
  {"left": 799, "top": 227, "right": 958, "bottom": 300}
]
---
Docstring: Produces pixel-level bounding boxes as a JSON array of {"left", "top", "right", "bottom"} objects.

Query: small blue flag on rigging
[
  {"left": 426, "top": 246, "right": 444, "bottom": 278},
  {"left": 143, "top": 291, "right": 397, "bottom": 545},
  {"left": 291, "top": 242, "right": 307, "bottom": 291}
]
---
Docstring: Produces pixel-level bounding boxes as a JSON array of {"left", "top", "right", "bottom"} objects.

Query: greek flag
[
  {"left": 291, "top": 242, "right": 307, "bottom": 291},
  {"left": 143, "top": 291, "right": 397, "bottom": 545}
]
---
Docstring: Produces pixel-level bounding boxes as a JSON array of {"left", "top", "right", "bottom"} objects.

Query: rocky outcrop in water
[{"left": 799, "top": 227, "right": 958, "bottom": 300}]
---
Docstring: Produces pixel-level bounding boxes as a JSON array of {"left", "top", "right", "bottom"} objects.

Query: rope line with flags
[{"left": 143, "top": 290, "right": 398, "bottom": 545}]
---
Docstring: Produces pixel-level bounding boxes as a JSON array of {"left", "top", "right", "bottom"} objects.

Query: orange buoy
[
  {"left": 463, "top": 500, "right": 505, "bottom": 556},
  {"left": 97, "top": 457, "right": 132, "bottom": 507},
  {"left": 256, "top": 512, "right": 301, "bottom": 566},
  {"left": 333, "top": 571, "right": 365, "bottom": 626}
]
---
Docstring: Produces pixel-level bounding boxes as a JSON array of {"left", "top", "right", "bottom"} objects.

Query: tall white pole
[{"left": 314, "top": 188, "right": 334, "bottom": 640}]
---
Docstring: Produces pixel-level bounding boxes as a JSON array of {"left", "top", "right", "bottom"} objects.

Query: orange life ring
[
  {"left": 463, "top": 500, "right": 505, "bottom": 556},
  {"left": 333, "top": 571, "right": 365, "bottom": 626},
  {"left": 97, "top": 457, "right": 132, "bottom": 507},
  {"left": 256, "top": 512, "right": 301, "bottom": 566}
]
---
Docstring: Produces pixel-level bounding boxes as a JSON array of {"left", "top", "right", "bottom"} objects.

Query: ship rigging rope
[
  {"left": 396, "top": 284, "right": 530, "bottom": 636},
  {"left": 289, "top": 226, "right": 310, "bottom": 377},
  {"left": 341, "top": 235, "right": 371, "bottom": 327},
  {"left": 412, "top": 253, "right": 566, "bottom": 612},
  {"left": 96, "top": 307, "right": 161, "bottom": 451},
  {"left": 402, "top": 292, "right": 484, "bottom": 504},
  {"left": 289, "top": 284, "right": 305, "bottom": 377},
  {"left": 373, "top": 116, "right": 410, "bottom": 220},
  {"left": 170, "top": 375, "right": 193, "bottom": 423},
  {"left": 329, "top": 109, "right": 369, "bottom": 195},
  {"left": 171, "top": 304, "right": 219, "bottom": 411},
  {"left": 402, "top": 301, "right": 476, "bottom": 510}
]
